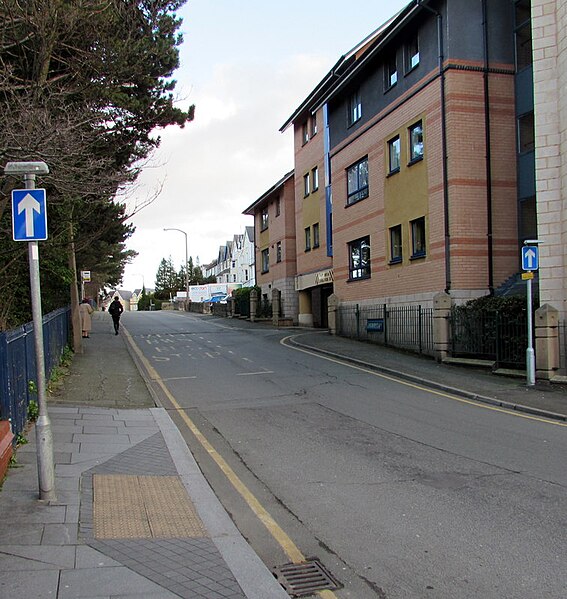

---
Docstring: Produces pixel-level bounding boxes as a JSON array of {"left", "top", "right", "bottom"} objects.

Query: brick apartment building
[
  {"left": 246, "top": 0, "right": 564, "bottom": 333},
  {"left": 243, "top": 170, "right": 298, "bottom": 321}
]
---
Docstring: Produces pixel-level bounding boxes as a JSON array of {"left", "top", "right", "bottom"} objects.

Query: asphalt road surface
[{"left": 122, "top": 310, "right": 567, "bottom": 599}]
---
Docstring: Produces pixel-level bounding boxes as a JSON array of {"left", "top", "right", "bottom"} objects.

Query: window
[
  {"left": 302, "top": 121, "right": 309, "bottom": 144},
  {"left": 410, "top": 217, "right": 426, "bottom": 258},
  {"left": 261, "top": 207, "right": 269, "bottom": 231},
  {"left": 348, "top": 236, "right": 371, "bottom": 280},
  {"left": 231, "top": 261, "right": 236, "bottom": 268},
  {"left": 519, "top": 196, "right": 537, "bottom": 240},
  {"left": 409, "top": 121, "right": 423, "bottom": 162},
  {"left": 515, "top": 0, "right": 532, "bottom": 72},
  {"left": 245, "top": 269, "right": 249, "bottom": 280},
  {"left": 275, "top": 196, "right": 281, "bottom": 216},
  {"left": 312, "top": 166, "right": 319, "bottom": 191},
  {"left": 390, "top": 225, "right": 402, "bottom": 263},
  {"left": 388, "top": 136, "right": 401, "bottom": 174},
  {"left": 518, "top": 112, "right": 534, "bottom": 153},
  {"left": 313, "top": 223, "right": 320, "bottom": 248},
  {"left": 405, "top": 33, "right": 420, "bottom": 72},
  {"left": 310, "top": 113, "right": 318, "bottom": 136},
  {"left": 303, "top": 173, "right": 310, "bottom": 197},
  {"left": 305, "top": 227, "right": 311, "bottom": 252},
  {"left": 347, "top": 157, "right": 369, "bottom": 205},
  {"left": 348, "top": 90, "right": 362, "bottom": 126},
  {"left": 233, "top": 274, "right": 237, "bottom": 282},
  {"left": 385, "top": 54, "right": 398, "bottom": 90},
  {"left": 276, "top": 241, "right": 282, "bottom": 263},
  {"left": 261, "top": 248, "right": 269, "bottom": 273}
]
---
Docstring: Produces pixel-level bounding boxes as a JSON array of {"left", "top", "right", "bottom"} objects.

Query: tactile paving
[
  {"left": 93, "top": 474, "right": 207, "bottom": 539},
  {"left": 81, "top": 431, "right": 245, "bottom": 598}
]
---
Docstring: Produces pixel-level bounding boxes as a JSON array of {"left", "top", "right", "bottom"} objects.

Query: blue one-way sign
[
  {"left": 521, "top": 245, "right": 538, "bottom": 271},
  {"left": 12, "top": 189, "right": 48, "bottom": 241}
]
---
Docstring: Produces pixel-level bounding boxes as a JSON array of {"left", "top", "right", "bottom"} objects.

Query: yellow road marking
[
  {"left": 280, "top": 336, "right": 567, "bottom": 428},
  {"left": 125, "top": 329, "right": 338, "bottom": 597}
]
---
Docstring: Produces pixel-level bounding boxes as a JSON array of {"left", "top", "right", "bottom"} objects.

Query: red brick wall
[
  {"left": 255, "top": 174, "right": 297, "bottom": 288},
  {"left": 330, "top": 65, "right": 517, "bottom": 305},
  {"left": 294, "top": 108, "right": 333, "bottom": 276}
]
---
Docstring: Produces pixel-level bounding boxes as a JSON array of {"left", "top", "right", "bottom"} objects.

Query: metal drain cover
[{"left": 273, "top": 558, "right": 341, "bottom": 597}]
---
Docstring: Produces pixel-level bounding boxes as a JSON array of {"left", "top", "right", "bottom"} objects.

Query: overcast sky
[{"left": 121, "top": 0, "right": 410, "bottom": 291}]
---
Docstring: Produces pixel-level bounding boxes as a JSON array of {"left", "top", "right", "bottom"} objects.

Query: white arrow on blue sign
[
  {"left": 12, "top": 189, "right": 48, "bottom": 241},
  {"left": 521, "top": 245, "right": 538, "bottom": 271}
]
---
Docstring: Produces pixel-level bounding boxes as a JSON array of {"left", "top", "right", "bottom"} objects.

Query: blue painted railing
[{"left": 0, "top": 307, "right": 71, "bottom": 437}]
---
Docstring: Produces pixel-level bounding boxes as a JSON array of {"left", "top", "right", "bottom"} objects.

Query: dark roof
[
  {"left": 279, "top": 1, "right": 417, "bottom": 132},
  {"left": 242, "top": 170, "right": 294, "bottom": 215}
]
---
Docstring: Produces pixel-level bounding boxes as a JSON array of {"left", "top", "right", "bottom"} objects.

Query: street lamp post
[{"left": 163, "top": 228, "right": 189, "bottom": 310}]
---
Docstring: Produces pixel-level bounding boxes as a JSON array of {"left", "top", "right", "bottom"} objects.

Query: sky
[{"left": 121, "top": 0, "right": 410, "bottom": 291}]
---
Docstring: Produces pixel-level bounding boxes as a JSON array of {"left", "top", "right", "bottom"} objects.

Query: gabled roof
[
  {"left": 242, "top": 169, "right": 294, "bottom": 215},
  {"left": 116, "top": 289, "right": 133, "bottom": 301},
  {"left": 279, "top": 1, "right": 418, "bottom": 132}
]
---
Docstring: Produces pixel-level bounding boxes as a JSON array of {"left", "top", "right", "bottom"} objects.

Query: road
[{"left": 121, "top": 310, "right": 567, "bottom": 599}]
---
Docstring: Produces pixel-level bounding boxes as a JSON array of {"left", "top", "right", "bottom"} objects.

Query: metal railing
[
  {"left": 234, "top": 296, "right": 250, "bottom": 317},
  {"left": 559, "top": 320, "right": 567, "bottom": 376},
  {"left": 450, "top": 308, "right": 527, "bottom": 370},
  {"left": 337, "top": 304, "right": 434, "bottom": 356},
  {"left": 0, "top": 307, "right": 70, "bottom": 437},
  {"left": 257, "top": 298, "right": 272, "bottom": 318}
]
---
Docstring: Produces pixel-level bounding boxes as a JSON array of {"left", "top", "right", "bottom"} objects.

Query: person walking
[
  {"left": 79, "top": 298, "right": 94, "bottom": 338},
  {"left": 108, "top": 296, "right": 124, "bottom": 335}
]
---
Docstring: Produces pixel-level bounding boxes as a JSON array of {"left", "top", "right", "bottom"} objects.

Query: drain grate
[{"left": 273, "top": 558, "right": 341, "bottom": 597}]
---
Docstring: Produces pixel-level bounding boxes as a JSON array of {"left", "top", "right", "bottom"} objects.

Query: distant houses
[
  {"left": 104, "top": 288, "right": 154, "bottom": 311},
  {"left": 203, "top": 227, "right": 255, "bottom": 288}
]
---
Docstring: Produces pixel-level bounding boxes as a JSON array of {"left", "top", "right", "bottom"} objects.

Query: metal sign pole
[
  {"left": 24, "top": 172, "right": 56, "bottom": 501},
  {"left": 522, "top": 240, "right": 540, "bottom": 388},
  {"left": 7, "top": 160, "right": 56, "bottom": 501},
  {"left": 526, "top": 276, "right": 535, "bottom": 386}
]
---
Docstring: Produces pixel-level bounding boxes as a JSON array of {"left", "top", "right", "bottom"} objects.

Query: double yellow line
[{"left": 124, "top": 328, "right": 339, "bottom": 599}]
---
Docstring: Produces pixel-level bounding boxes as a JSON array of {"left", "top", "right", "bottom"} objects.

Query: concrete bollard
[
  {"left": 250, "top": 288, "right": 258, "bottom": 323},
  {"left": 327, "top": 294, "right": 339, "bottom": 335},
  {"left": 535, "top": 304, "right": 559, "bottom": 380},
  {"left": 433, "top": 291, "right": 452, "bottom": 362}
]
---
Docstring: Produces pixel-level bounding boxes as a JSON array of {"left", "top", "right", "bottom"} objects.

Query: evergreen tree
[
  {"left": 137, "top": 285, "right": 151, "bottom": 311},
  {"left": 154, "top": 257, "right": 178, "bottom": 299},
  {"left": 0, "top": 0, "right": 194, "bottom": 328}
]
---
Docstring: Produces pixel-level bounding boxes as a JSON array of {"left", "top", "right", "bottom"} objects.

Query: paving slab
[{"left": 0, "top": 315, "right": 292, "bottom": 598}]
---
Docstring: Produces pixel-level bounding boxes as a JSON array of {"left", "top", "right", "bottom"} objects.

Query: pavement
[
  {"left": 0, "top": 312, "right": 289, "bottom": 599},
  {"left": 0, "top": 310, "right": 565, "bottom": 599}
]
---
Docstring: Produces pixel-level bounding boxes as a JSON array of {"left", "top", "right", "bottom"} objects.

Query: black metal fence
[
  {"left": 0, "top": 307, "right": 71, "bottom": 437},
  {"left": 559, "top": 320, "right": 567, "bottom": 376},
  {"left": 257, "top": 298, "right": 272, "bottom": 318},
  {"left": 450, "top": 308, "right": 527, "bottom": 370},
  {"left": 337, "top": 304, "right": 434, "bottom": 356},
  {"left": 234, "top": 296, "right": 250, "bottom": 317}
]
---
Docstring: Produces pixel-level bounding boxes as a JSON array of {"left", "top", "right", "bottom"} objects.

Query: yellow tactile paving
[{"left": 93, "top": 474, "right": 207, "bottom": 539}]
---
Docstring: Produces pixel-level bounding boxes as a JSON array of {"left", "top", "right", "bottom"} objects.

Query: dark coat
[{"left": 108, "top": 299, "right": 124, "bottom": 319}]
